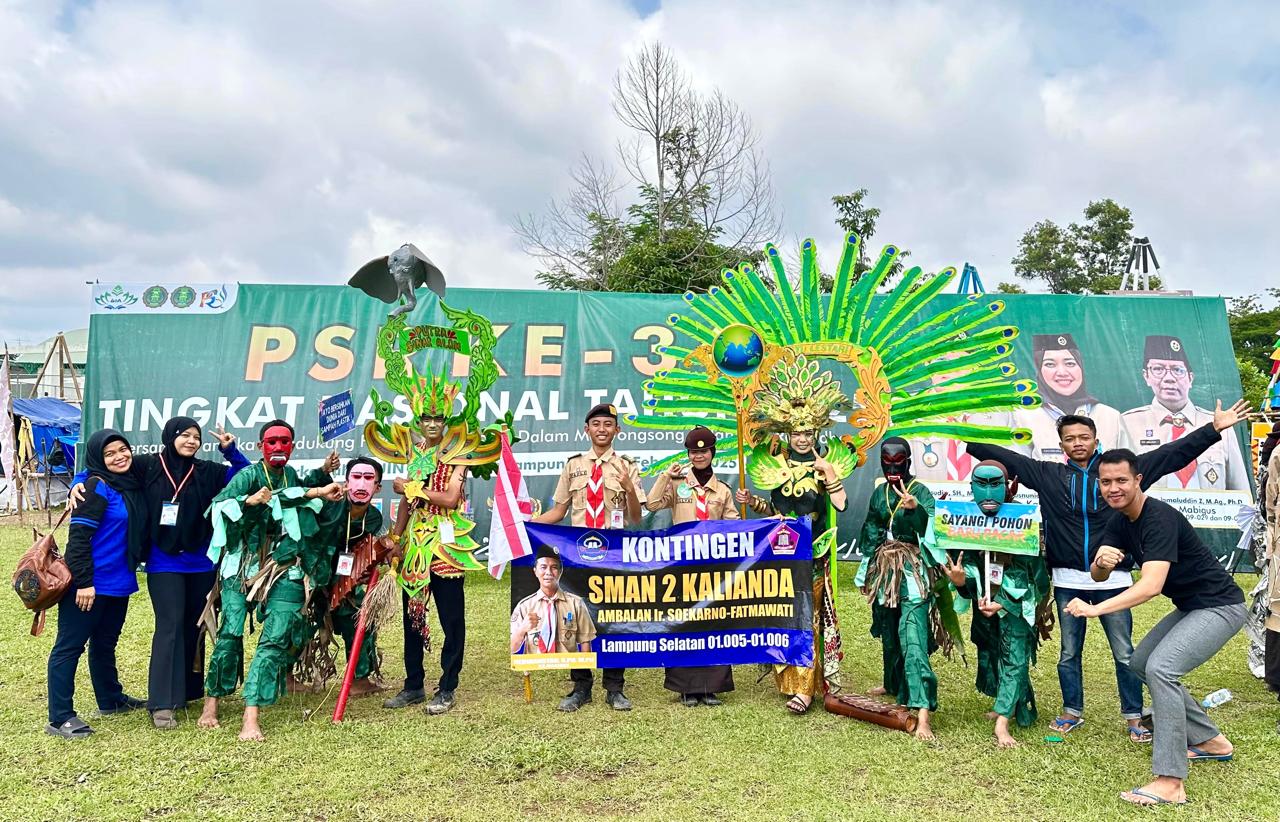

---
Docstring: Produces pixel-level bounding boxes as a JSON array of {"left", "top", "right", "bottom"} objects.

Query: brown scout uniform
[
  {"left": 511, "top": 589, "right": 597, "bottom": 653},
  {"left": 552, "top": 448, "right": 647, "bottom": 526}
]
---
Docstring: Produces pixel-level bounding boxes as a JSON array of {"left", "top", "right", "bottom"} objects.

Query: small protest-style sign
[
  {"left": 934, "top": 499, "right": 1041, "bottom": 557},
  {"left": 319, "top": 390, "right": 356, "bottom": 442}
]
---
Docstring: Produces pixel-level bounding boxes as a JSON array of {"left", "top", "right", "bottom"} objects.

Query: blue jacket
[
  {"left": 968, "top": 423, "right": 1223, "bottom": 572},
  {"left": 65, "top": 477, "right": 141, "bottom": 597}
]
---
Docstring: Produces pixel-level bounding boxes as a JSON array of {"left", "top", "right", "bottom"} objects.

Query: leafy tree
[
  {"left": 1228, "top": 288, "right": 1280, "bottom": 376},
  {"left": 831, "top": 188, "right": 908, "bottom": 284},
  {"left": 1237, "top": 355, "right": 1270, "bottom": 412},
  {"left": 995, "top": 281, "right": 1026, "bottom": 294},
  {"left": 1011, "top": 199, "right": 1162, "bottom": 293}
]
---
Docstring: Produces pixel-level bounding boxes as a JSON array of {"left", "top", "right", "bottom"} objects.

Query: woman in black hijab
[
  {"left": 141, "top": 416, "right": 248, "bottom": 729},
  {"left": 46, "top": 429, "right": 149, "bottom": 738}
]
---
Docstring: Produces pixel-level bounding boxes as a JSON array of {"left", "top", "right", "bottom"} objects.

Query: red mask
[{"left": 261, "top": 425, "right": 294, "bottom": 468}]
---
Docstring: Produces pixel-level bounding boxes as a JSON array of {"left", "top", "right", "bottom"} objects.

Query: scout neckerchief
[
  {"left": 691, "top": 477, "right": 710, "bottom": 521},
  {"left": 585, "top": 454, "right": 607, "bottom": 528},
  {"left": 1161, "top": 414, "right": 1198, "bottom": 487},
  {"left": 534, "top": 591, "right": 557, "bottom": 653}
]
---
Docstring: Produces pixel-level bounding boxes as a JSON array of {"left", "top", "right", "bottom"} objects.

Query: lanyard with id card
[{"left": 158, "top": 457, "right": 195, "bottom": 527}]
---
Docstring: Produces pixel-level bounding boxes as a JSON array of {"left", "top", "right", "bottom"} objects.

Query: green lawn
[{"left": 0, "top": 520, "right": 1278, "bottom": 822}]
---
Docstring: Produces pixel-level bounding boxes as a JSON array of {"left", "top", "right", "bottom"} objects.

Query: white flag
[
  {"left": 0, "top": 348, "right": 14, "bottom": 512},
  {"left": 487, "top": 430, "right": 533, "bottom": 579}
]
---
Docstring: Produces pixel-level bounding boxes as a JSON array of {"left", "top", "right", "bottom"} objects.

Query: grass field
[{"left": 0, "top": 520, "right": 1278, "bottom": 822}]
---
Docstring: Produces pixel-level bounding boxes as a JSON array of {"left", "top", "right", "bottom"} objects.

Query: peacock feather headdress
[
  {"left": 751, "top": 351, "right": 851, "bottom": 434},
  {"left": 631, "top": 233, "right": 1040, "bottom": 474}
]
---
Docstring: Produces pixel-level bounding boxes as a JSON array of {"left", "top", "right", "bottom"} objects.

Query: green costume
[
  {"left": 855, "top": 476, "right": 946, "bottom": 711},
  {"left": 956, "top": 553, "right": 1049, "bottom": 727},
  {"left": 320, "top": 501, "right": 385, "bottom": 681},
  {"left": 204, "top": 461, "right": 332, "bottom": 708}
]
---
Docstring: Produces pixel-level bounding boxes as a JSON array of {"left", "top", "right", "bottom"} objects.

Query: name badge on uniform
[
  {"left": 438, "top": 518, "right": 456, "bottom": 544},
  {"left": 610, "top": 509, "right": 625, "bottom": 529},
  {"left": 676, "top": 482, "right": 693, "bottom": 500},
  {"left": 160, "top": 502, "right": 179, "bottom": 527},
  {"left": 988, "top": 561, "right": 1004, "bottom": 587},
  {"left": 336, "top": 553, "right": 355, "bottom": 577}
]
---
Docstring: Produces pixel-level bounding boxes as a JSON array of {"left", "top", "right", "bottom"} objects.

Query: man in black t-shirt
[{"left": 1064, "top": 449, "right": 1246, "bottom": 808}]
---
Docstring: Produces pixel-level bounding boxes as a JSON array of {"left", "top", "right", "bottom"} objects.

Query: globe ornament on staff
[{"left": 711, "top": 323, "right": 765, "bottom": 516}]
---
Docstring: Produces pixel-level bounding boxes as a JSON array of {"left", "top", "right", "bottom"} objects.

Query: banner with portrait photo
[{"left": 509, "top": 518, "right": 814, "bottom": 670}]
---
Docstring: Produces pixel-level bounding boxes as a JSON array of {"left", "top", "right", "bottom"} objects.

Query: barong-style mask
[
  {"left": 970, "top": 461, "right": 1011, "bottom": 516},
  {"left": 346, "top": 459, "right": 381, "bottom": 505},
  {"left": 879, "top": 437, "right": 912, "bottom": 484},
  {"left": 261, "top": 424, "right": 294, "bottom": 468}
]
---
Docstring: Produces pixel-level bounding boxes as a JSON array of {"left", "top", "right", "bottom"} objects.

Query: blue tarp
[{"left": 12, "top": 397, "right": 80, "bottom": 475}]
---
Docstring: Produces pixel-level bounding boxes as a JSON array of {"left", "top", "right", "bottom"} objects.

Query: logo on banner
[
  {"left": 577, "top": 531, "right": 607, "bottom": 562},
  {"left": 170, "top": 286, "right": 197, "bottom": 309},
  {"left": 142, "top": 286, "right": 169, "bottom": 308},
  {"left": 769, "top": 523, "right": 800, "bottom": 556},
  {"left": 200, "top": 286, "right": 228, "bottom": 308},
  {"left": 94, "top": 285, "right": 138, "bottom": 311}
]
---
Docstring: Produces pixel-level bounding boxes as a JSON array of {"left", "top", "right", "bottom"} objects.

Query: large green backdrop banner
[{"left": 84, "top": 282, "right": 1252, "bottom": 565}]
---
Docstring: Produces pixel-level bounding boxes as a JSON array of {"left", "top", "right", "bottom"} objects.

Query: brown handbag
[{"left": 12, "top": 509, "right": 73, "bottom": 636}]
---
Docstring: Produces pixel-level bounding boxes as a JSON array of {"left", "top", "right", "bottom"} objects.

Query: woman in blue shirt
[
  {"left": 141, "top": 416, "right": 248, "bottom": 729},
  {"left": 46, "top": 429, "right": 148, "bottom": 739}
]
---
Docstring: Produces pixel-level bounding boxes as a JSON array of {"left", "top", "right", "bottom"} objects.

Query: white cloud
[{"left": 2, "top": 0, "right": 1279, "bottom": 342}]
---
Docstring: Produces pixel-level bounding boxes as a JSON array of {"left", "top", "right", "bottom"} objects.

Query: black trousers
[
  {"left": 147, "top": 570, "right": 216, "bottom": 711},
  {"left": 402, "top": 572, "right": 466, "bottom": 693},
  {"left": 570, "top": 667, "right": 625, "bottom": 695},
  {"left": 47, "top": 589, "right": 130, "bottom": 725},
  {"left": 1266, "top": 628, "right": 1280, "bottom": 696}
]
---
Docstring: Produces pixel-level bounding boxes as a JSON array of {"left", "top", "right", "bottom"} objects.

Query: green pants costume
[
  {"left": 870, "top": 600, "right": 938, "bottom": 711},
  {"left": 205, "top": 577, "right": 249, "bottom": 698},
  {"left": 205, "top": 577, "right": 308, "bottom": 707},
  {"left": 332, "top": 586, "right": 378, "bottom": 680},
  {"left": 972, "top": 610, "right": 1037, "bottom": 726}
]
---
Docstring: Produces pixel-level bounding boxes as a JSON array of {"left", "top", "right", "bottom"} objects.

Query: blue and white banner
[{"left": 512, "top": 518, "right": 814, "bottom": 669}]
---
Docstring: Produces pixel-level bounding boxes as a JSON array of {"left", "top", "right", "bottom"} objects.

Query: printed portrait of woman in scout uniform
[{"left": 1013, "top": 333, "right": 1128, "bottom": 461}]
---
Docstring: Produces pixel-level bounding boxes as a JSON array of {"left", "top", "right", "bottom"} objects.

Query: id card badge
[
  {"left": 160, "top": 503, "right": 179, "bottom": 527},
  {"left": 336, "top": 553, "right": 355, "bottom": 577},
  {"left": 610, "top": 509, "right": 625, "bottom": 529},
  {"left": 988, "top": 561, "right": 1005, "bottom": 587},
  {"left": 437, "top": 518, "right": 456, "bottom": 544}
]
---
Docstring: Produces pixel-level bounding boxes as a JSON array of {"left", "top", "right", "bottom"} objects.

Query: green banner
[{"left": 83, "top": 283, "right": 1253, "bottom": 566}]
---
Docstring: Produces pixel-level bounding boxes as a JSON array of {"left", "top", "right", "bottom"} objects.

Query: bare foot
[
  {"left": 238, "top": 707, "right": 265, "bottom": 742},
  {"left": 994, "top": 715, "right": 1019, "bottom": 748},
  {"left": 867, "top": 685, "right": 888, "bottom": 697},
  {"left": 985, "top": 710, "right": 999, "bottom": 721},
  {"left": 1187, "top": 733, "right": 1233, "bottom": 758},
  {"left": 914, "top": 708, "right": 936, "bottom": 741},
  {"left": 286, "top": 675, "right": 312, "bottom": 695},
  {"left": 349, "top": 677, "right": 385, "bottom": 697},
  {"left": 1120, "top": 776, "right": 1186, "bottom": 806},
  {"left": 197, "top": 697, "right": 220, "bottom": 729}
]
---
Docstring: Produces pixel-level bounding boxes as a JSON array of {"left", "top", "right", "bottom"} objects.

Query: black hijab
[
  {"left": 84, "top": 428, "right": 149, "bottom": 569},
  {"left": 145, "top": 416, "right": 229, "bottom": 555}
]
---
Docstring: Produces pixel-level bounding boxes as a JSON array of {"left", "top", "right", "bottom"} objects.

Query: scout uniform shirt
[
  {"left": 552, "top": 448, "right": 646, "bottom": 528},
  {"left": 646, "top": 471, "right": 739, "bottom": 524},
  {"left": 911, "top": 411, "right": 1013, "bottom": 482},
  {"left": 1120, "top": 400, "right": 1249, "bottom": 491},
  {"left": 1014, "top": 402, "right": 1128, "bottom": 462},
  {"left": 510, "top": 588, "right": 598, "bottom": 653}
]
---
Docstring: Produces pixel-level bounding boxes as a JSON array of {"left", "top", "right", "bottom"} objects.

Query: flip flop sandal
[
  {"left": 152, "top": 710, "right": 179, "bottom": 730},
  {"left": 45, "top": 717, "right": 94, "bottom": 739},
  {"left": 1121, "top": 788, "right": 1186, "bottom": 806},
  {"left": 1049, "top": 716, "right": 1083, "bottom": 734},
  {"left": 786, "top": 695, "right": 811, "bottom": 714},
  {"left": 1128, "top": 726, "right": 1153, "bottom": 743},
  {"left": 1187, "top": 745, "right": 1233, "bottom": 762}
]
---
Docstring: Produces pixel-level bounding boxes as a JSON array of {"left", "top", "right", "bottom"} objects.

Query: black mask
[{"left": 880, "top": 437, "right": 912, "bottom": 484}]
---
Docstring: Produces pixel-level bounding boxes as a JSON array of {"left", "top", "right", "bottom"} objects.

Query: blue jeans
[{"left": 1054, "top": 586, "right": 1145, "bottom": 720}]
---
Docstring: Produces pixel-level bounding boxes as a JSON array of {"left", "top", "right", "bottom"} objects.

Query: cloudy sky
[{"left": 2, "top": 0, "right": 1278, "bottom": 345}]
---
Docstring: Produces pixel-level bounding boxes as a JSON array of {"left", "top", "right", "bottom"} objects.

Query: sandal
[
  {"left": 1187, "top": 745, "right": 1233, "bottom": 762},
  {"left": 1127, "top": 725, "right": 1152, "bottom": 744},
  {"left": 45, "top": 716, "right": 94, "bottom": 739},
  {"left": 152, "top": 709, "right": 178, "bottom": 730},
  {"left": 1048, "top": 716, "right": 1083, "bottom": 734},
  {"left": 786, "top": 694, "right": 811, "bottom": 714},
  {"left": 1120, "top": 788, "right": 1186, "bottom": 806}
]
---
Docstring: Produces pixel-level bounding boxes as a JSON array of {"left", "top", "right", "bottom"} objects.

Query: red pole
[{"left": 332, "top": 567, "right": 379, "bottom": 723}]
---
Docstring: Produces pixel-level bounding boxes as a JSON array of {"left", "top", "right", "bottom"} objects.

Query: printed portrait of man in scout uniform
[{"left": 1121, "top": 335, "right": 1250, "bottom": 491}]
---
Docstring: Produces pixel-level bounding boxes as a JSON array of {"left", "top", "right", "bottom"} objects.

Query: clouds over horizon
[{"left": 2, "top": 0, "right": 1278, "bottom": 343}]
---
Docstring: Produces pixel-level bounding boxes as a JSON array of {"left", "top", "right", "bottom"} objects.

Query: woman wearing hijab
[
  {"left": 1013, "top": 333, "right": 1129, "bottom": 459},
  {"left": 142, "top": 417, "right": 248, "bottom": 729},
  {"left": 46, "top": 430, "right": 149, "bottom": 739}
]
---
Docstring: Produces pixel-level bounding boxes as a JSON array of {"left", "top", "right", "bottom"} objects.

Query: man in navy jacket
[{"left": 967, "top": 399, "right": 1252, "bottom": 740}]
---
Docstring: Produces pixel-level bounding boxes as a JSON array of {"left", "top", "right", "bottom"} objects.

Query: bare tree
[{"left": 517, "top": 42, "right": 779, "bottom": 292}]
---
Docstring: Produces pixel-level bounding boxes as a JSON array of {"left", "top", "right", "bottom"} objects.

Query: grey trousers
[{"left": 1128, "top": 602, "right": 1246, "bottom": 779}]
